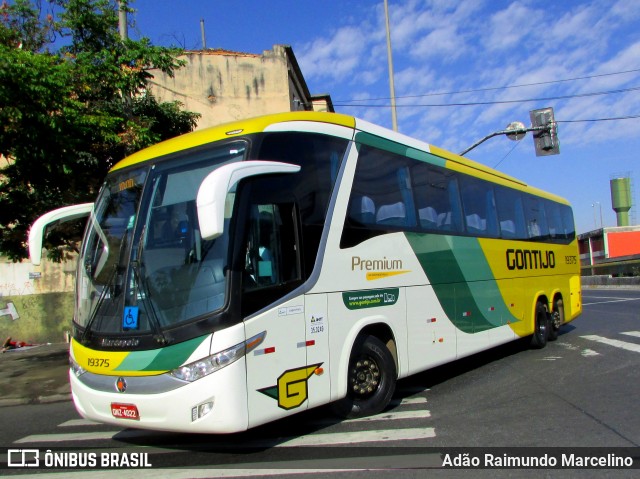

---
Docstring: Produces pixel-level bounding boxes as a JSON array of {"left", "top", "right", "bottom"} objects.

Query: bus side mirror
[
  {"left": 29, "top": 203, "right": 94, "bottom": 265},
  {"left": 196, "top": 161, "right": 300, "bottom": 241}
]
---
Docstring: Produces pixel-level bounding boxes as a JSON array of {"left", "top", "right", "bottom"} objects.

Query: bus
[{"left": 29, "top": 111, "right": 582, "bottom": 433}]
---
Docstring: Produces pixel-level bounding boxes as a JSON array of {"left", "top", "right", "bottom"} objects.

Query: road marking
[
  {"left": 59, "top": 419, "right": 101, "bottom": 427},
  {"left": 392, "top": 396, "right": 428, "bottom": 406},
  {"left": 581, "top": 349, "right": 600, "bottom": 357},
  {"left": 343, "top": 409, "right": 431, "bottom": 422},
  {"left": 15, "top": 431, "right": 118, "bottom": 443},
  {"left": 245, "top": 427, "right": 436, "bottom": 447},
  {"left": 580, "top": 335, "right": 640, "bottom": 353},
  {"left": 556, "top": 341, "right": 579, "bottom": 351},
  {"left": 621, "top": 331, "right": 640, "bottom": 338},
  {"left": 583, "top": 297, "right": 640, "bottom": 306}
]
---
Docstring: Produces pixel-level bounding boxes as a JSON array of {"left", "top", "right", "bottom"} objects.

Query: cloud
[
  {"left": 297, "top": 25, "right": 371, "bottom": 83},
  {"left": 482, "top": 3, "right": 544, "bottom": 52}
]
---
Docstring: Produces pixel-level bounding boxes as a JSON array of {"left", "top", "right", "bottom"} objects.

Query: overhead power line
[
  {"left": 336, "top": 68, "right": 640, "bottom": 103},
  {"left": 334, "top": 85, "right": 640, "bottom": 108},
  {"left": 557, "top": 115, "right": 640, "bottom": 123}
]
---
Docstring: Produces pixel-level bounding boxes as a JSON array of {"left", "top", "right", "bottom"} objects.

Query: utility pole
[{"left": 384, "top": 0, "right": 398, "bottom": 132}]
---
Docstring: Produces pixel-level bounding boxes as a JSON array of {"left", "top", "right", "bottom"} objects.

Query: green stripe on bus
[
  {"left": 354, "top": 132, "right": 446, "bottom": 167},
  {"left": 115, "top": 335, "right": 210, "bottom": 372},
  {"left": 405, "top": 232, "right": 519, "bottom": 333}
]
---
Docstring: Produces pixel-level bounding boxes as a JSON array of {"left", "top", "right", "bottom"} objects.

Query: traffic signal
[{"left": 529, "top": 108, "right": 559, "bottom": 156}]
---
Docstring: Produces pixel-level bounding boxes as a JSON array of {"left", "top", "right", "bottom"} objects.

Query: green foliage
[{"left": 0, "top": 0, "right": 200, "bottom": 261}]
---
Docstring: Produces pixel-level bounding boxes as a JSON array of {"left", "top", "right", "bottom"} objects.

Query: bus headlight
[
  {"left": 70, "top": 356, "right": 87, "bottom": 377},
  {"left": 171, "top": 331, "right": 265, "bottom": 382}
]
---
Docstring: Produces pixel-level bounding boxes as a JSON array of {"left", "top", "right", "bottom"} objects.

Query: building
[
  {"left": 148, "top": 44, "right": 333, "bottom": 129},
  {"left": 578, "top": 226, "right": 640, "bottom": 276}
]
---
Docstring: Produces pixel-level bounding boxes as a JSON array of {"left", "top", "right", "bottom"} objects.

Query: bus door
[
  {"left": 241, "top": 199, "right": 310, "bottom": 427},
  {"left": 302, "top": 293, "right": 330, "bottom": 408}
]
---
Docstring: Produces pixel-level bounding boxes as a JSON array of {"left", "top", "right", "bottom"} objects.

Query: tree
[{"left": 0, "top": 0, "right": 200, "bottom": 261}]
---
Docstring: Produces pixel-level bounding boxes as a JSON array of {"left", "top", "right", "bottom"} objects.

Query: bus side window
[
  {"left": 545, "top": 200, "right": 564, "bottom": 240},
  {"left": 524, "top": 195, "right": 550, "bottom": 240},
  {"left": 342, "top": 145, "right": 409, "bottom": 237},
  {"left": 460, "top": 176, "right": 499, "bottom": 237},
  {"left": 560, "top": 204, "right": 576, "bottom": 241},
  {"left": 495, "top": 186, "right": 527, "bottom": 240}
]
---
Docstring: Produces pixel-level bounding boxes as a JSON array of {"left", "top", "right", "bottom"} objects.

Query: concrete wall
[
  {"left": 1, "top": 256, "right": 76, "bottom": 343},
  {"left": 582, "top": 275, "right": 640, "bottom": 288},
  {"left": 149, "top": 45, "right": 306, "bottom": 129},
  {"left": 1, "top": 292, "right": 74, "bottom": 344}
]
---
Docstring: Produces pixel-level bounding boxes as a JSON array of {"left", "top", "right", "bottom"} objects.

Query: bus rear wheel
[
  {"left": 548, "top": 298, "right": 564, "bottom": 341},
  {"left": 332, "top": 335, "right": 397, "bottom": 419},
  {"left": 530, "top": 301, "right": 549, "bottom": 349}
]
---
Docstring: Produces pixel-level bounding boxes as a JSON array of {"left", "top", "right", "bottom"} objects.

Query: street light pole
[
  {"left": 384, "top": 0, "right": 398, "bottom": 132},
  {"left": 592, "top": 202, "right": 603, "bottom": 228}
]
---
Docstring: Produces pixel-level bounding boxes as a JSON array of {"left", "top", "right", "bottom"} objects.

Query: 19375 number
[{"left": 87, "top": 358, "right": 110, "bottom": 367}]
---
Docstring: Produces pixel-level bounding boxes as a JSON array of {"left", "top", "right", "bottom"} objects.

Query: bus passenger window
[
  {"left": 348, "top": 195, "right": 376, "bottom": 225},
  {"left": 495, "top": 186, "right": 526, "bottom": 240},
  {"left": 460, "top": 176, "right": 499, "bottom": 237},
  {"left": 412, "top": 164, "right": 463, "bottom": 234},
  {"left": 524, "top": 196, "right": 550, "bottom": 240},
  {"left": 545, "top": 200, "right": 564, "bottom": 240},
  {"left": 560, "top": 204, "right": 576, "bottom": 241}
]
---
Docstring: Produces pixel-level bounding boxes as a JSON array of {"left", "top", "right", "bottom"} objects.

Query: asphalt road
[{"left": 1, "top": 288, "right": 639, "bottom": 478}]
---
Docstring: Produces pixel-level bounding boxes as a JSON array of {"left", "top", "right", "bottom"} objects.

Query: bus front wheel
[
  {"left": 332, "top": 335, "right": 397, "bottom": 419},
  {"left": 530, "top": 301, "right": 549, "bottom": 349}
]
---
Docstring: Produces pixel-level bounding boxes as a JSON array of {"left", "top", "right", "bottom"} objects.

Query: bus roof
[
  {"left": 110, "top": 111, "right": 569, "bottom": 205},
  {"left": 110, "top": 112, "right": 355, "bottom": 172}
]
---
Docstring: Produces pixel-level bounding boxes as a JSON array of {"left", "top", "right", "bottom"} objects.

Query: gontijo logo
[
  {"left": 351, "top": 256, "right": 410, "bottom": 280},
  {"left": 506, "top": 248, "right": 556, "bottom": 270}
]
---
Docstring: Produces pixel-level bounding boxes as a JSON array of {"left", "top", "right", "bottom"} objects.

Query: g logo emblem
[{"left": 257, "top": 363, "right": 323, "bottom": 410}]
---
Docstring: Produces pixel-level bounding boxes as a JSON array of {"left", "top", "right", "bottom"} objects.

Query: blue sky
[{"left": 126, "top": 0, "right": 640, "bottom": 234}]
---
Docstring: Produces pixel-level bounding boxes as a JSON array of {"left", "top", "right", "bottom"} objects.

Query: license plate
[{"left": 111, "top": 403, "right": 140, "bottom": 420}]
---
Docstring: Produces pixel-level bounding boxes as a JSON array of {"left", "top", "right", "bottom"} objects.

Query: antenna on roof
[{"left": 200, "top": 18, "right": 207, "bottom": 50}]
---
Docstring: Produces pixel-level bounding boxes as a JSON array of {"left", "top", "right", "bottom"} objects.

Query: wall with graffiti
[{"left": 0, "top": 256, "right": 76, "bottom": 344}]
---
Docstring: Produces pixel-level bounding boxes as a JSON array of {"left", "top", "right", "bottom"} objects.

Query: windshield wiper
[
  {"left": 131, "top": 226, "right": 169, "bottom": 346},
  {"left": 80, "top": 264, "right": 118, "bottom": 344}
]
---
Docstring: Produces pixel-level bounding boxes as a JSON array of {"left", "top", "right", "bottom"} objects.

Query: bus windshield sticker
[
  {"left": 342, "top": 288, "right": 400, "bottom": 310},
  {"left": 122, "top": 306, "right": 139, "bottom": 330},
  {"left": 278, "top": 305, "right": 304, "bottom": 317}
]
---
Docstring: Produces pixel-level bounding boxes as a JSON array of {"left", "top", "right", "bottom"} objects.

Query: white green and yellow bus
[{"left": 29, "top": 111, "right": 581, "bottom": 433}]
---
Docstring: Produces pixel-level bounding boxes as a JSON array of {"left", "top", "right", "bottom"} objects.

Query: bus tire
[
  {"left": 548, "top": 298, "right": 564, "bottom": 342},
  {"left": 530, "top": 301, "right": 549, "bottom": 349},
  {"left": 332, "top": 335, "right": 397, "bottom": 419}
]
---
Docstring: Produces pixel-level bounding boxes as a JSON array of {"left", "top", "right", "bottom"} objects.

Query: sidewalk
[{"left": 0, "top": 342, "right": 71, "bottom": 407}]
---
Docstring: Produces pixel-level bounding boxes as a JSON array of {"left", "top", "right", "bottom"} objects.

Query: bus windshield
[{"left": 76, "top": 142, "right": 247, "bottom": 339}]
